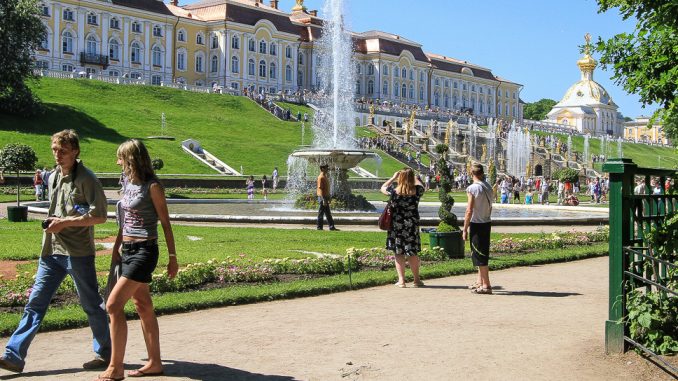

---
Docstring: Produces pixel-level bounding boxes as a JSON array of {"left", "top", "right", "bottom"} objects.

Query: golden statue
[
  {"left": 584, "top": 32, "right": 592, "bottom": 55},
  {"left": 405, "top": 119, "right": 411, "bottom": 142},
  {"left": 526, "top": 162, "right": 531, "bottom": 178},
  {"left": 481, "top": 144, "right": 487, "bottom": 162},
  {"left": 444, "top": 120, "right": 452, "bottom": 145},
  {"left": 409, "top": 110, "right": 416, "bottom": 128},
  {"left": 292, "top": 0, "right": 305, "bottom": 12}
]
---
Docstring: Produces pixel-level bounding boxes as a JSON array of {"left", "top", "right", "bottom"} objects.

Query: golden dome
[{"left": 577, "top": 54, "right": 597, "bottom": 72}]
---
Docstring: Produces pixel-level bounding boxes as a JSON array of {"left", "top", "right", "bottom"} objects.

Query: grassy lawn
[{"left": 276, "top": 101, "right": 314, "bottom": 123}]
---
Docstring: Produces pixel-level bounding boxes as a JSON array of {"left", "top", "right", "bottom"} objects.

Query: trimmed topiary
[{"left": 434, "top": 144, "right": 459, "bottom": 231}]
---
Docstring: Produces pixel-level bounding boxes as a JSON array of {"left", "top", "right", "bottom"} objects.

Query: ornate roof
[{"left": 112, "top": 0, "right": 174, "bottom": 16}]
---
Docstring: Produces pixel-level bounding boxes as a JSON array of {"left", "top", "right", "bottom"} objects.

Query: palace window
[
  {"left": 270, "top": 42, "right": 276, "bottom": 56},
  {"left": 195, "top": 54, "right": 204, "bottom": 72},
  {"left": 297, "top": 70, "right": 303, "bottom": 86},
  {"left": 394, "top": 66, "right": 399, "bottom": 77},
  {"left": 394, "top": 82, "right": 399, "bottom": 96},
  {"left": 479, "top": 87, "right": 483, "bottom": 94},
  {"left": 419, "top": 71, "right": 424, "bottom": 82},
  {"left": 434, "top": 92, "right": 440, "bottom": 106},
  {"left": 462, "top": 83, "right": 467, "bottom": 90},
  {"left": 453, "top": 81, "right": 458, "bottom": 89},
  {"left": 231, "top": 56, "right": 239, "bottom": 73},
  {"left": 39, "top": 35, "right": 49, "bottom": 50},
  {"left": 444, "top": 80, "right": 449, "bottom": 88},
  {"left": 231, "top": 35, "right": 239, "bottom": 49},
  {"left": 131, "top": 22, "right": 141, "bottom": 34},
  {"left": 355, "top": 80, "right": 361, "bottom": 94},
  {"left": 108, "top": 70, "right": 120, "bottom": 77},
  {"left": 210, "top": 55, "right": 218, "bottom": 73},
  {"left": 230, "top": 82, "right": 239, "bottom": 90},
  {"left": 41, "top": 5, "right": 49, "bottom": 16},
  {"left": 356, "top": 63, "right": 362, "bottom": 75},
  {"left": 259, "top": 40, "right": 267, "bottom": 54},
  {"left": 177, "top": 30, "right": 186, "bottom": 42},
  {"left": 402, "top": 68, "right": 407, "bottom": 78},
  {"left": 153, "top": 25, "right": 163, "bottom": 37},
  {"left": 249, "top": 38, "right": 255, "bottom": 52},
  {"left": 367, "top": 63, "right": 374, "bottom": 75},
  {"left": 286, "top": 46, "right": 291, "bottom": 58},
  {"left": 62, "top": 8, "right": 74, "bottom": 21},
  {"left": 298, "top": 52, "right": 304, "bottom": 65},
  {"left": 444, "top": 95, "right": 449, "bottom": 108},
  {"left": 497, "top": 89, "right": 502, "bottom": 97},
  {"left": 248, "top": 59, "right": 255, "bottom": 76},
  {"left": 110, "top": 18, "right": 120, "bottom": 30},
  {"left": 409, "top": 85, "right": 414, "bottom": 99},
  {"left": 109, "top": 40, "right": 120, "bottom": 60},
  {"left": 177, "top": 51, "right": 186, "bottom": 70},
  {"left": 419, "top": 86, "right": 424, "bottom": 101},
  {"left": 152, "top": 75, "right": 162, "bottom": 86},
  {"left": 471, "top": 84, "right": 475, "bottom": 92},
  {"left": 259, "top": 60, "right": 266, "bottom": 77},
  {"left": 434, "top": 78, "right": 440, "bottom": 86},
  {"left": 196, "top": 33, "right": 204, "bottom": 45},
  {"left": 130, "top": 72, "right": 142, "bottom": 80},
  {"left": 409, "top": 70, "right": 413, "bottom": 80},
  {"left": 152, "top": 46, "right": 162, "bottom": 67},
  {"left": 367, "top": 80, "right": 374, "bottom": 95},
  {"left": 382, "top": 81, "right": 388, "bottom": 96},
  {"left": 130, "top": 42, "right": 142, "bottom": 64},
  {"left": 211, "top": 34, "right": 219, "bottom": 49},
  {"left": 382, "top": 64, "right": 388, "bottom": 76},
  {"left": 402, "top": 84, "right": 407, "bottom": 99},
  {"left": 497, "top": 102, "right": 502, "bottom": 115},
  {"left": 35, "top": 60, "right": 49, "bottom": 69},
  {"left": 62, "top": 31, "right": 73, "bottom": 53},
  {"left": 86, "top": 35, "right": 97, "bottom": 55},
  {"left": 62, "top": 64, "right": 74, "bottom": 72},
  {"left": 285, "top": 65, "right": 292, "bottom": 82},
  {"left": 87, "top": 13, "right": 97, "bottom": 25},
  {"left": 270, "top": 63, "right": 276, "bottom": 79}
]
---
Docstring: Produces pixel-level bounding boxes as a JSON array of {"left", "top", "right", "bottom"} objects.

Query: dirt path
[{"left": 0, "top": 257, "right": 673, "bottom": 381}]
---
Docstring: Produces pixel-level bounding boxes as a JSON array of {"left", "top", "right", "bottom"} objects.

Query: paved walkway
[{"left": 0, "top": 257, "right": 672, "bottom": 381}]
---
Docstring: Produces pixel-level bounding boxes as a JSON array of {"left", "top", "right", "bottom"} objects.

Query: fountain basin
[{"left": 290, "top": 149, "right": 380, "bottom": 169}]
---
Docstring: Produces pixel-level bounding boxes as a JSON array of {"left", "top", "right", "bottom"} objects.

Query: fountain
[
  {"left": 617, "top": 137, "right": 623, "bottom": 158},
  {"left": 583, "top": 134, "right": 590, "bottom": 165},
  {"left": 566, "top": 135, "right": 572, "bottom": 162},
  {"left": 505, "top": 121, "right": 531, "bottom": 177},
  {"left": 288, "top": 0, "right": 379, "bottom": 203}
]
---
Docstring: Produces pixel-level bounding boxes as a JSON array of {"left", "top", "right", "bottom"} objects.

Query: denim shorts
[{"left": 121, "top": 240, "right": 159, "bottom": 283}]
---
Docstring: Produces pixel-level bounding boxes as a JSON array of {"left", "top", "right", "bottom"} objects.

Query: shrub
[
  {"left": 152, "top": 158, "right": 164, "bottom": 171},
  {"left": 553, "top": 167, "right": 579, "bottom": 183},
  {"left": 0, "top": 143, "right": 38, "bottom": 206}
]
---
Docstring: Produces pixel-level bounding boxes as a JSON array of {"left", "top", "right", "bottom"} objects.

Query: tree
[
  {"left": 0, "top": 0, "right": 46, "bottom": 115},
  {"left": 0, "top": 143, "right": 38, "bottom": 206},
  {"left": 434, "top": 144, "right": 459, "bottom": 232},
  {"left": 523, "top": 98, "right": 557, "bottom": 121},
  {"left": 593, "top": 0, "right": 678, "bottom": 146}
]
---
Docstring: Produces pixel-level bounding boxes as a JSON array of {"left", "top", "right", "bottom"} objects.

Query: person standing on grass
[
  {"left": 0, "top": 130, "right": 111, "bottom": 374},
  {"left": 381, "top": 168, "right": 425, "bottom": 288},
  {"left": 272, "top": 167, "right": 279, "bottom": 193},
  {"left": 246, "top": 176, "right": 255, "bottom": 200},
  {"left": 463, "top": 163, "right": 493, "bottom": 295},
  {"left": 316, "top": 164, "right": 337, "bottom": 231},
  {"left": 98, "top": 139, "right": 178, "bottom": 381}
]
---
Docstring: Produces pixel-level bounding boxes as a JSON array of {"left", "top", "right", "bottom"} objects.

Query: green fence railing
[{"left": 603, "top": 158, "right": 677, "bottom": 374}]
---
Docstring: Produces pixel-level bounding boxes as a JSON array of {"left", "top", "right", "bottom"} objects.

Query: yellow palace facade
[{"left": 32, "top": 0, "right": 523, "bottom": 121}]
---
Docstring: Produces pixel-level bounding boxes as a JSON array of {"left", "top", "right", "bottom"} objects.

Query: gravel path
[{"left": 0, "top": 257, "right": 672, "bottom": 381}]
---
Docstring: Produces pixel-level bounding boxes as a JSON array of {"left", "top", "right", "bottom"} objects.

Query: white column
[
  {"left": 278, "top": 39, "right": 283, "bottom": 90},
  {"left": 77, "top": 8, "right": 85, "bottom": 62},
  {"left": 311, "top": 50, "right": 317, "bottom": 89},
  {"left": 165, "top": 24, "right": 173, "bottom": 81},
  {"left": 220, "top": 30, "right": 227, "bottom": 83},
  {"left": 292, "top": 45, "right": 298, "bottom": 90},
  {"left": 144, "top": 21, "right": 150, "bottom": 72},
  {"left": 243, "top": 33, "right": 249, "bottom": 82},
  {"left": 390, "top": 65, "right": 394, "bottom": 100},
  {"left": 122, "top": 17, "right": 129, "bottom": 71},
  {"left": 101, "top": 13, "right": 109, "bottom": 60},
  {"left": 53, "top": 4, "right": 61, "bottom": 60}
]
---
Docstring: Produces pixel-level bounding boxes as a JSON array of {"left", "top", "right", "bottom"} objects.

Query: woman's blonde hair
[
  {"left": 396, "top": 168, "right": 415, "bottom": 195},
  {"left": 117, "top": 139, "right": 157, "bottom": 183}
]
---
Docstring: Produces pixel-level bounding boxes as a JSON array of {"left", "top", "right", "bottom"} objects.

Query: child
[
  {"left": 261, "top": 175, "right": 268, "bottom": 200},
  {"left": 246, "top": 176, "right": 255, "bottom": 200},
  {"left": 525, "top": 187, "right": 533, "bottom": 205}
]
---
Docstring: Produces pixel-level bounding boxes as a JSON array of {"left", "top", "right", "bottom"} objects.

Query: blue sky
[{"left": 183, "top": 0, "right": 652, "bottom": 118}]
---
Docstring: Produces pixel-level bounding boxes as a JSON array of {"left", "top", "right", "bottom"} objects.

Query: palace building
[
  {"left": 32, "top": 0, "right": 523, "bottom": 121},
  {"left": 546, "top": 34, "right": 623, "bottom": 136}
]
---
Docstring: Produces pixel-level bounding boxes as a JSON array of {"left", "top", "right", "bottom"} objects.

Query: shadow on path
[
  {"left": 162, "top": 359, "right": 297, "bottom": 381},
  {"left": 493, "top": 290, "right": 581, "bottom": 297},
  {"left": 0, "top": 367, "right": 83, "bottom": 380}
]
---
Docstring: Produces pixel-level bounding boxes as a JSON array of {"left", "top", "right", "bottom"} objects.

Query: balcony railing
[{"left": 80, "top": 52, "right": 109, "bottom": 68}]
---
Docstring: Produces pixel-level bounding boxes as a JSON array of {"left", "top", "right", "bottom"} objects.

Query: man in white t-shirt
[{"left": 463, "top": 163, "right": 493, "bottom": 294}]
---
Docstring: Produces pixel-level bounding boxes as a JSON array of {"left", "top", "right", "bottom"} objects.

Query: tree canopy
[
  {"left": 0, "top": 0, "right": 46, "bottom": 115},
  {"left": 523, "top": 98, "right": 557, "bottom": 121},
  {"left": 593, "top": 0, "right": 678, "bottom": 145}
]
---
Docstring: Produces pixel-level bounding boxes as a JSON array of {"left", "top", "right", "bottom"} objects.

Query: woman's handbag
[{"left": 378, "top": 201, "right": 393, "bottom": 231}]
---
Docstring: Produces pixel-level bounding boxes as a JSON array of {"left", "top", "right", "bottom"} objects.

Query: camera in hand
[{"left": 42, "top": 217, "right": 53, "bottom": 230}]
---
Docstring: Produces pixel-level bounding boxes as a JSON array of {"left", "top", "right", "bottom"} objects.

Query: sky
[{"left": 183, "top": 0, "right": 653, "bottom": 118}]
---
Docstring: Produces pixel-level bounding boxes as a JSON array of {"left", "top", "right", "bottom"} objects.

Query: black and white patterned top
[{"left": 386, "top": 184, "right": 425, "bottom": 256}]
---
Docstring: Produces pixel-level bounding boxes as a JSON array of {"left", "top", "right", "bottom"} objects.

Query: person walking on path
[
  {"left": 463, "top": 163, "right": 493, "bottom": 295},
  {"left": 98, "top": 139, "right": 178, "bottom": 381},
  {"left": 380, "top": 168, "right": 425, "bottom": 288},
  {"left": 316, "top": 165, "right": 336, "bottom": 231},
  {"left": 33, "top": 169, "right": 43, "bottom": 201},
  {"left": 0, "top": 130, "right": 111, "bottom": 374}
]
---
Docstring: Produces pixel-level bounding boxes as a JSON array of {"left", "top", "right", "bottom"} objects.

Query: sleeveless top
[{"left": 120, "top": 180, "right": 158, "bottom": 238}]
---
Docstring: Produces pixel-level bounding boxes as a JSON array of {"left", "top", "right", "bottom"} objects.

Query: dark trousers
[{"left": 317, "top": 197, "right": 335, "bottom": 229}]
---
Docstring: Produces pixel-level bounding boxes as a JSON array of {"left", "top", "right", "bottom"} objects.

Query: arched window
[
  {"left": 195, "top": 54, "right": 204, "bottom": 72},
  {"left": 419, "top": 86, "right": 424, "bottom": 101},
  {"left": 131, "top": 22, "right": 141, "bottom": 33},
  {"left": 269, "top": 42, "right": 276, "bottom": 56},
  {"left": 285, "top": 65, "right": 292, "bottom": 81},
  {"left": 420, "top": 71, "right": 424, "bottom": 82},
  {"left": 210, "top": 55, "right": 218, "bottom": 73},
  {"left": 152, "top": 46, "right": 163, "bottom": 66},
  {"left": 355, "top": 80, "right": 361, "bottom": 94},
  {"left": 231, "top": 56, "right": 239, "bottom": 73},
  {"left": 109, "top": 39, "right": 120, "bottom": 60},
  {"left": 110, "top": 17, "right": 120, "bottom": 30},
  {"left": 248, "top": 59, "right": 255, "bottom": 76},
  {"left": 444, "top": 80, "right": 449, "bottom": 88},
  {"left": 259, "top": 40, "right": 267, "bottom": 54},
  {"left": 394, "top": 66, "right": 399, "bottom": 77},
  {"left": 297, "top": 70, "right": 303, "bottom": 86},
  {"left": 177, "top": 29, "right": 186, "bottom": 42},
  {"left": 196, "top": 33, "right": 204, "bottom": 45},
  {"left": 497, "top": 102, "right": 502, "bottom": 115},
  {"left": 130, "top": 41, "right": 142, "bottom": 63},
  {"left": 285, "top": 45, "right": 291, "bottom": 58},
  {"left": 211, "top": 34, "right": 219, "bottom": 49},
  {"left": 394, "top": 82, "right": 399, "bottom": 96},
  {"left": 402, "top": 68, "right": 407, "bottom": 78},
  {"left": 453, "top": 95, "right": 458, "bottom": 107},
  {"left": 409, "top": 70, "right": 413, "bottom": 80},
  {"left": 367, "top": 63, "right": 374, "bottom": 75},
  {"left": 367, "top": 80, "right": 374, "bottom": 95},
  {"left": 269, "top": 62, "right": 276, "bottom": 79},
  {"left": 444, "top": 95, "right": 449, "bottom": 108},
  {"left": 259, "top": 60, "right": 266, "bottom": 77},
  {"left": 453, "top": 81, "right": 458, "bottom": 89},
  {"left": 87, "top": 12, "right": 97, "bottom": 25},
  {"left": 435, "top": 78, "right": 440, "bottom": 86},
  {"left": 63, "top": 8, "right": 74, "bottom": 21},
  {"left": 177, "top": 50, "right": 186, "bottom": 70},
  {"left": 434, "top": 91, "right": 440, "bottom": 106},
  {"left": 382, "top": 81, "right": 388, "bottom": 96},
  {"left": 62, "top": 31, "right": 73, "bottom": 53},
  {"left": 249, "top": 38, "right": 255, "bottom": 52},
  {"left": 382, "top": 64, "right": 388, "bottom": 76},
  {"left": 298, "top": 52, "right": 304, "bottom": 65},
  {"left": 479, "top": 100, "right": 484, "bottom": 113},
  {"left": 231, "top": 35, "right": 240, "bottom": 49},
  {"left": 86, "top": 35, "right": 97, "bottom": 55},
  {"left": 409, "top": 85, "right": 414, "bottom": 99},
  {"left": 402, "top": 84, "right": 407, "bottom": 99},
  {"left": 153, "top": 25, "right": 162, "bottom": 37}
]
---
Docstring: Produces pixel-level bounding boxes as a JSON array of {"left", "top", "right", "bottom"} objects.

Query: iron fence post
[{"left": 602, "top": 158, "right": 636, "bottom": 354}]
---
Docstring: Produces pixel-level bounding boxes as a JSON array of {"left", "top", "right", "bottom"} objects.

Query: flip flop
[
  {"left": 128, "top": 369, "right": 164, "bottom": 378},
  {"left": 94, "top": 376, "right": 124, "bottom": 381}
]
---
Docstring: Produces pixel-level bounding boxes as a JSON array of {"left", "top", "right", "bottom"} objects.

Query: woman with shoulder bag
[{"left": 380, "top": 168, "right": 425, "bottom": 288}]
